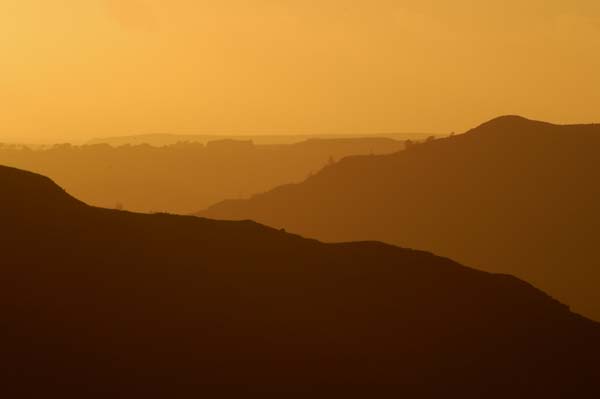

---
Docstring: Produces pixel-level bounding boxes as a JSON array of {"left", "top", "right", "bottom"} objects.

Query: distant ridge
[
  {"left": 87, "top": 132, "right": 432, "bottom": 147},
  {"left": 199, "top": 115, "right": 600, "bottom": 320},
  {"left": 2, "top": 165, "right": 599, "bottom": 396},
  {"left": 0, "top": 137, "right": 406, "bottom": 213}
]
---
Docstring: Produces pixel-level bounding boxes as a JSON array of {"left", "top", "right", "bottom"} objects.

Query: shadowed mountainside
[
  {"left": 0, "top": 138, "right": 404, "bottom": 214},
  {"left": 2, "top": 165, "right": 600, "bottom": 397},
  {"left": 200, "top": 116, "right": 600, "bottom": 320}
]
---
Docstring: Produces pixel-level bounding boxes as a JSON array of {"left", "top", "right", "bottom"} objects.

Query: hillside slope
[
  {"left": 2, "top": 165, "right": 600, "bottom": 397},
  {"left": 200, "top": 116, "right": 600, "bottom": 320},
  {"left": 0, "top": 137, "right": 404, "bottom": 213}
]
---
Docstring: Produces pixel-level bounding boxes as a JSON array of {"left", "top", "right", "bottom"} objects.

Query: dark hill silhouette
[
  {"left": 1, "top": 165, "right": 600, "bottom": 397},
  {"left": 0, "top": 138, "right": 404, "bottom": 213},
  {"left": 200, "top": 116, "right": 600, "bottom": 320}
]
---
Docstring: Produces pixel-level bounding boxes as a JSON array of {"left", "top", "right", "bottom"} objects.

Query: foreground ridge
[{"left": 1, "top": 165, "right": 599, "bottom": 397}]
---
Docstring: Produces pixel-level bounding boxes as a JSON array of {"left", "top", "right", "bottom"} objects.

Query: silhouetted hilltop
[
  {"left": 2, "top": 165, "right": 600, "bottom": 397},
  {"left": 470, "top": 115, "right": 554, "bottom": 133},
  {"left": 0, "top": 138, "right": 404, "bottom": 213},
  {"left": 0, "top": 165, "right": 84, "bottom": 211},
  {"left": 200, "top": 116, "right": 600, "bottom": 320}
]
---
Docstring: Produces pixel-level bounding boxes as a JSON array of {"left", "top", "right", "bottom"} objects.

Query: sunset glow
[{"left": 2, "top": 1, "right": 600, "bottom": 141}]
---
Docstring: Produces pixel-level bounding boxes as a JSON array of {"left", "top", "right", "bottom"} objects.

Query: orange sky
[{"left": 1, "top": 1, "right": 599, "bottom": 142}]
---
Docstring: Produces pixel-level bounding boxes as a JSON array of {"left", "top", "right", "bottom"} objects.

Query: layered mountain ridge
[{"left": 200, "top": 116, "right": 600, "bottom": 320}]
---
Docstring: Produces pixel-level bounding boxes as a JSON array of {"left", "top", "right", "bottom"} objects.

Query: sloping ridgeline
[
  {"left": 200, "top": 116, "right": 600, "bottom": 321},
  {"left": 1, "top": 165, "right": 599, "bottom": 397}
]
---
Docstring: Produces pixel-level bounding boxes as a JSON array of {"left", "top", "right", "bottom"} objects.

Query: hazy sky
[{"left": 1, "top": 1, "right": 599, "bottom": 141}]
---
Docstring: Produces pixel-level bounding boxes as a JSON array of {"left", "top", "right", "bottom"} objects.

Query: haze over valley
[{"left": 0, "top": 137, "right": 405, "bottom": 213}]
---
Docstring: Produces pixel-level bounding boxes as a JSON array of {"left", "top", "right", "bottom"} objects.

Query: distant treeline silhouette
[
  {"left": 1, "top": 164, "right": 599, "bottom": 397},
  {"left": 200, "top": 116, "right": 600, "bottom": 321},
  {"left": 0, "top": 138, "right": 404, "bottom": 214},
  {"left": 86, "top": 132, "right": 432, "bottom": 147}
]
